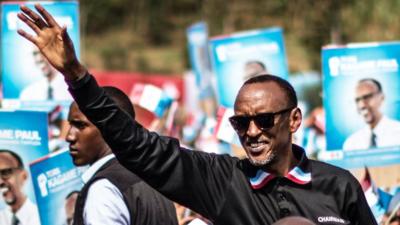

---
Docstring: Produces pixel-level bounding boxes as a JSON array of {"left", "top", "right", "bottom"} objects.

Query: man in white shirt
[
  {"left": 343, "top": 78, "right": 400, "bottom": 150},
  {"left": 0, "top": 150, "right": 40, "bottom": 225},
  {"left": 66, "top": 87, "right": 177, "bottom": 225},
  {"left": 20, "top": 49, "right": 71, "bottom": 101}
]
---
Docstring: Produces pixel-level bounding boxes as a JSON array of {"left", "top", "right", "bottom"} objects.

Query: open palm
[{"left": 17, "top": 4, "right": 84, "bottom": 80}]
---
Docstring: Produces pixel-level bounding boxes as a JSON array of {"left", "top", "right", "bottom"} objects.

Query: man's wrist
[
  {"left": 63, "top": 61, "right": 87, "bottom": 81},
  {"left": 66, "top": 71, "right": 91, "bottom": 90}
]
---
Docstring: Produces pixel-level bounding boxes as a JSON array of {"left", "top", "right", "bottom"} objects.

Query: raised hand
[{"left": 17, "top": 4, "right": 86, "bottom": 81}]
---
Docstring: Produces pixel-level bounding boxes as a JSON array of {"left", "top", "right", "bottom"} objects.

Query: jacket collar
[{"left": 249, "top": 144, "right": 311, "bottom": 189}]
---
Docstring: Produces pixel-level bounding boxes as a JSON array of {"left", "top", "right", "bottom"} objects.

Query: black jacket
[
  {"left": 69, "top": 74, "right": 377, "bottom": 225},
  {"left": 73, "top": 158, "right": 178, "bottom": 225}
]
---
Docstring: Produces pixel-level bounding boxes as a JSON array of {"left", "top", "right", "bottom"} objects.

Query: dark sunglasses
[
  {"left": 229, "top": 107, "right": 294, "bottom": 134},
  {"left": 0, "top": 167, "right": 22, "bottom": 180}
]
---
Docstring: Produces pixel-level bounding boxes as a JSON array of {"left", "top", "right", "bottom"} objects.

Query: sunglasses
[
  {"left": 229, "top": 107, "right": 294, "bottom": 134},
  {"left": 0, "top": 167, "right": 22, "bottom": 180}
]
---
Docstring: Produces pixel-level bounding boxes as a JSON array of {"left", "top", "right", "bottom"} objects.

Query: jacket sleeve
[
  {"left": 68, "top": 74, "right": 233, "bottom": 220},
  {"left": 344, "top": 172, "right": 378, "bottom": 225}
]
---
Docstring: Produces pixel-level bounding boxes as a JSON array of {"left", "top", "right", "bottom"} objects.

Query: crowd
[{"left": 0, "top": 3, "right": 399, "bottom": 225}]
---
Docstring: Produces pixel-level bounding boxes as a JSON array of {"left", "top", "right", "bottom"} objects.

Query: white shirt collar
[
  {"left": 6, "top": 197, "right": 40, "bottom": 225},
  {"left": 16, "top": 198, "right": 35, "bottom": 218},
  {"left": 372, "top": 115, "right": 389, "bottom": 135},
  {"left": 81, "top": 154, "right": 115, "bottom": 183}
]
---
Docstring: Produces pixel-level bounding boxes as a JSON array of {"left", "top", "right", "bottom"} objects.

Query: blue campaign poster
[
  {"left": 186, "top": 22, "right": 213, "bottom": 94},
  {"left": 321, "top": 42, "right": 400, "bottom": 168},
  {"left": 209, "top": 27, "right": 289, "bottom": 107},
  {"left": 0, "top": 110, "right": 49, "bottom": 210},
  {"left": 1, "top": 1, "right": 80, "bottom": 118},
  {"left": 30, "top": 149, "right": 85, "bottom": 225}
]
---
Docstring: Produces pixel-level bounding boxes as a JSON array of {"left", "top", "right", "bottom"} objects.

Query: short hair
[
  {"left": 103, "top": 86, "right": 135, "bottom": 119},
  {"left": 246, "top": 60, "right": 266, "bottom": 71},
  {"left": 243, "top": 74, "right": 298, "bottom": 108},
  {"left": 0, "top": 149, "right": 24, "bottom": 168},
  {"left": 272, "top": 216, "right": 316, "bottom": 225},
  {"left": 358, "top": 78, "right": 382, "bottom": 93}
]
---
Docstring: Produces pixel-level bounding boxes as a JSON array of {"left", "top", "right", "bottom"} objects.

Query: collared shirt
[
  {"left": 0, "top": 198, "right": 40, "bottom": 225},
  {"left": 69, "top": 73, "right": 377, "bottom": 225},
  {"left": 82, "top": 154, "right": 130, "bottom": 225},
  {"left": 20, "top": 73, "right": 72, "bottom": 101},
  {"left": 343, "top": 116, "right": 400, "bottom": 150}
]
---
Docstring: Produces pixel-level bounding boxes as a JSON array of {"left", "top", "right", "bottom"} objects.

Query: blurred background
[{"left": 75, "top": 0, "right": 400, "bottom": 73}]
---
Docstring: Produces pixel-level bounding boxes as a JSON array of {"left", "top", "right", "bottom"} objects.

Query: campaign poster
[
  {"left": 186, "top": 22, "right": 214, "bottom": 97},
  {"left": 0, "top": 110, "right": 49, "bottom": 210},
  {"left": 321, "top": 42, "right": 400, "bottom": 168},
  {"left": 30, "top": 149, "right": 85, "bottom": 225},
  {"left": 1, "top": 1, "right": 80, "bottom": 118},
  {"left": 209, "top": 27, "right": 289, "bottom": 107}
]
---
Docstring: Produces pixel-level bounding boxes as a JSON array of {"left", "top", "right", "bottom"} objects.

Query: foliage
[{"left": 76, "top": 0, "right": 400, "bottom": 73}]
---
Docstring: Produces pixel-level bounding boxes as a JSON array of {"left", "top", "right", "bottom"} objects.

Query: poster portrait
[{"left": 321, "top": 42, "right": 400, "bottom": 168}]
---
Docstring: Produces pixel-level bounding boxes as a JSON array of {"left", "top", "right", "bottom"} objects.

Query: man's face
[
  {"left": 65, "top": 192, "right": 78, "bottom": 225},
  {"left": 66, "top": 103, "right": 110, "bottom": 166},
  {"left": 355, "top": 81, "right": 383, "bottom": 126},
  {"left": 0, "top": 153, "right": 27, "bottom": 206},
  {"left": 234, "top": 82, "right": 300, "bottom": 166}
]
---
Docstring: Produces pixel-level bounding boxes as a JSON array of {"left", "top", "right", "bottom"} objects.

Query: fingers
[
  {"left": 17, "top": 12, "right": 41, "bottom": 34},
  {"left": 61, "top": 26, "right": 72, "bottom": 43},
  {"left": 35, "top": 4, "right": 59, "bottom": 28},
  {"left": 20, "top": 5, "right": 47, "bottom": 29},
  {"left": 17, "top": 29, "right": 37, "bottom": 45}
]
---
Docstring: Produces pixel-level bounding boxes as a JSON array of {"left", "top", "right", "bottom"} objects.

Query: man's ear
[
  {"left": 20, "top": 169, "right": 28, "bottom": 182},
  {"left": 289, "top": 108, "right": 302, "bottom": 133}
]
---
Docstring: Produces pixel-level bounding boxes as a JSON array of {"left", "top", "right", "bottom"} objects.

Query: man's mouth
[
  {"left": 246, "top": 141, "right": 269, "bottom": 154},
  {"left": 0, "top": 186, "right": 10, "bottom": 195},
  {"left": 359, "top": 108, "right": 370, "bottom": 117},
  {"left": 69, "top": 147, "right": 79, "bottom": 156}
]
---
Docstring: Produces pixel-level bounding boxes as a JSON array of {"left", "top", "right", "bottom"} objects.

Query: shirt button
[
  {"left": 280, "top": 208, "right": 290, "bottom": 217},
  {"left": 277, "top": 193, "right": 286, "bottom": 201}
]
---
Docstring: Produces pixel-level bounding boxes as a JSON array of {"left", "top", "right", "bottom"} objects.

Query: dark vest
[{"left": 73, "top": 158, "right": 178, "bottom": 225}]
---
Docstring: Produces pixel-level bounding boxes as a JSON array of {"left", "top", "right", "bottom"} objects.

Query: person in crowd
[
  {"left": 0, "top": 150, "right": 40, "bottom": 225},
  {"left": 381, "top": 192, "right": 400, "bottom": 225},
  {"left": 243, "top": 60, "right": 267, "bottom": 81},
  {"left": 175, "top": 203, "right": 210, "bottom": 225},
  {"left": 17, "top": 4, "right": 377, "bottom": 224},
  {"left": 64, "top": 191, "right": 79, "bottom": 225},
  {"left": 343, "top": 78, "right": 400, "bottom": 150},
  {"left": 65, "top": 86, "right": 177, "bottom": 225},
  {"left": 272, "top": 216, "right": 316, "bottom": 225},
  {"left": 20, "top": 48, "right": 71, "bottom": 101}
]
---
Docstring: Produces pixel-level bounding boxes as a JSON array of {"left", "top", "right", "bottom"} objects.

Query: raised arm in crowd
[{"left": 17, "top": 4, "right": 378, "bottom": 225}]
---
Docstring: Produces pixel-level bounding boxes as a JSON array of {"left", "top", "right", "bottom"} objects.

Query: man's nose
[
  {"left": 246, "top": 120, "right": 262, "bottom": 137},
  {"left": 0, "top": 176, "right": 6, "bottom": 185},
  {"left": 356, "top": 99, "right": 367, "bottom": 109},
  {"left": 66, "top": 127, "right": 76, "bottom": 143}
]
